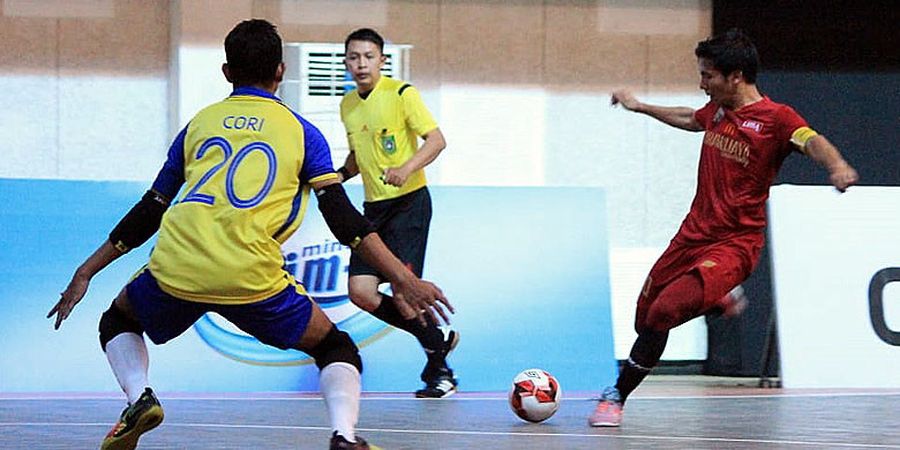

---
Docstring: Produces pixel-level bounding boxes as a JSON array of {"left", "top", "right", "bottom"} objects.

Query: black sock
[
  {"left": 371, "top": 295, "right": 444, "bottom": 354},
  {"left": 615, "top": 331, "right": 669, "bottom": 402}
]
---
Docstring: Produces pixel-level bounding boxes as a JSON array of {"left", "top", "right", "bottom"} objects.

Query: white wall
[
  {"left": 0, "top": 0, "right": 170, "bottom": 181},
  {"left": 0, "top": 75, "right": 169, "bottom": 179}
]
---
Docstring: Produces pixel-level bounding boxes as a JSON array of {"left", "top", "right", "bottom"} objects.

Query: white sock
[
  {"left": 319, "top": 362, "right": 361, "bottom": 442},
  {"left": 105, "top": 332, "right": 150, "bottom": 404}
]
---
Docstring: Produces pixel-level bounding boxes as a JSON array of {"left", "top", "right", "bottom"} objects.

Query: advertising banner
[{"left": 1, "top": 179, "right": 616, "bottom": 392}]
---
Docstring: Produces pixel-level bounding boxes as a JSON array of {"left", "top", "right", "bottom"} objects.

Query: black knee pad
[
  {"left": 98, "top": 302, "right": 144, "bottom": 352},
  {"left": 306, "top": 326, "right": 362, "bottom": 373}
]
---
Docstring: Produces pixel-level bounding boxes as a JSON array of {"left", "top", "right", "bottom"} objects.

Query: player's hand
[
  {"left": 829, "top": 162, "right": 858, "bottom": 193},
  {"left": 47, "top": 271, "right": 90, "bottom": 330},
  {"left": 382, "top": 167, "right": 410, "bottom": 187},
  {"left": 611, "top": 89, "right": 642, "bottom": 112},
  {"left": 392, "top": 278, "right": 454, "bottom": 327}
]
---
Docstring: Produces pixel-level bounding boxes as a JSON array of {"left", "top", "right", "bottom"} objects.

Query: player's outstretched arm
[
  {"left": 611, "top": 89, "right": 703, "bottom": 132},
  {"left": 48, "top": 240, "right": 124, "bottom": 330},
  {"left": 313, "top": 179, "right": 454, "bottom": 325},
  {"left": 803, "top": 135, "right": 859, "bottom": 192},
  {"left": 48, "top": 188, "right": 170, "bottom": 329}
]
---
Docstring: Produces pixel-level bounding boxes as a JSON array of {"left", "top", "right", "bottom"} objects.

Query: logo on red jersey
[
  {"left": 704, "top": 131, "right": 751, "bottom": 167},
  {"left": 713, "top": 107, "right": 725, "bottom": 124},
  {"left": 741, "top": 120, "right": 762, "bottom": 132}
]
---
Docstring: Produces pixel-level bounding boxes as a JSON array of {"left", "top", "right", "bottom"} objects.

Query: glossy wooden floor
[{"left": 3, "top": 376, "right": 899, "bottom": 449}]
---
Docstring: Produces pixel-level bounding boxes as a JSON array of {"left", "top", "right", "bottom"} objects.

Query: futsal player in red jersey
[{"left": 589, "top": 29, "right": 858, "bottom": 427}]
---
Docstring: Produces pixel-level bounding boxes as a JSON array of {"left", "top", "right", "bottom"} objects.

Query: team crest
[{"left": 381, "top": 134, "right": 397, "bottom": 154}]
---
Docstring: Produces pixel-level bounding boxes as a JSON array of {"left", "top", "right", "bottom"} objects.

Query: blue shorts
[{"left": 125, "top": 270, "right": 313, "bottom": 350}]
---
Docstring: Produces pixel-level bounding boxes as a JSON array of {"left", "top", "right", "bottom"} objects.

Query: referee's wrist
[{"left": 337, "top": 166, "right": 353, "bottom": 182}]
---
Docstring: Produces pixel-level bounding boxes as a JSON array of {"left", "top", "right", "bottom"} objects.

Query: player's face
[
  {"left": 345, "top": 40, "right": 386, "bottom": 92},
  {"left": 697, "top": 57, "right": 735, "bottom": 107}
]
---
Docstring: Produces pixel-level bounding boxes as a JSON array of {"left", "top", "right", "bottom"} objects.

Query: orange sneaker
[{"left": 588, "top": 387, "right": 623, "bottom": 427}]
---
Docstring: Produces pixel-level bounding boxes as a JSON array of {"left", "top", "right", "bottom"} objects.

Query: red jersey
[{"left": 676, "top": 97, "right": 809, "bottom": 244}]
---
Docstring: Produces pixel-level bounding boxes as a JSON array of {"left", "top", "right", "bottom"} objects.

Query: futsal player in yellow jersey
[
  {"left": 336, "top": 28, "right": 458, "bottom": 398},
  {"left": 48, "top": 20, "right": 452, "bottom": 450}
]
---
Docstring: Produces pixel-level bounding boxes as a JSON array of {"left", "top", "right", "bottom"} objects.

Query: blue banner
[{"left": 0, "top": 179, "right": 616, "bottom": 392}]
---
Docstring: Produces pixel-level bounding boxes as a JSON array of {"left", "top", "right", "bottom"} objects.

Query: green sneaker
[{"left": 101, "top": 388, "right": 164, "bottom": 450}]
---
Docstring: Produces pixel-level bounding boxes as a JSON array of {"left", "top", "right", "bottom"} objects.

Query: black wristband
[{"left": 337, "top": 166, "right": 353, "bottom": 182}]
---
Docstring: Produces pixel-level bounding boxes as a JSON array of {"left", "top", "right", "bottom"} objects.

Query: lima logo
[{"left": 192, "top": 229, "right": 391, "bottom": 365}]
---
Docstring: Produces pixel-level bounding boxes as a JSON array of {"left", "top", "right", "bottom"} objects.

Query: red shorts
[{"left": 635, "top": 232, "right": 764, "bottom": 330}]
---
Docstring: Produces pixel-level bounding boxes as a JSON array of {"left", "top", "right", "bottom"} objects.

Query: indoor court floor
[{"left": 2, "top": 376, "right": 899, "bottom": 449}]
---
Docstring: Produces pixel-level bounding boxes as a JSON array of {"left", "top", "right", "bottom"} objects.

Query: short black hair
[
  {"left": 224, "top": 19, "right": 282, "bottom": 86},
  {"left": 344, "top": 28, "right": 384, "bottom": 54},
  {"left": 695, "top": 28, "right": 759, "bottom": 83}
]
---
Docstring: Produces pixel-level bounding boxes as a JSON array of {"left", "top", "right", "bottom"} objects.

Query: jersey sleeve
[
  {"left": 400, "top": 85, "right": 438, "bottom": 137},
  {"left": 692, "top": 101, "right": 718, "bottom": 130},
  {"left": 776, "top": 105, "right": 814, "bottom": 151},
  {"left": 150, "top": 125, "right": 188, "bottom": 200},
  {"left": 296, "top": 115, "right": 338, "bottom": 183}
]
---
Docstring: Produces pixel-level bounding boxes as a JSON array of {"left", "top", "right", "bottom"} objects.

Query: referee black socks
[{"left": 371, "top": 295, "right": 445, "bottom": 354}]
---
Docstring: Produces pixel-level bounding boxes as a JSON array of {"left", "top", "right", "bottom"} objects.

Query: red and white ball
[{"left": 508, "top": 368, "right": 561, "bottom": 423}]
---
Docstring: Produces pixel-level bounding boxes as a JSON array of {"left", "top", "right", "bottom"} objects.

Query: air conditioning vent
[{"left": 279, "top": 43, "right": 411, "bottom": 159}]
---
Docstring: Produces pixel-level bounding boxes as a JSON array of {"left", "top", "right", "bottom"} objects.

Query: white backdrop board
[{"left": 769, "top": 185, "right": 900, "bottom": 388}]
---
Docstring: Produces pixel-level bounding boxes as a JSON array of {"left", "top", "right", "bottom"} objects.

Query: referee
[{"left": 337, "top": 28, "right": 458, "bottom": 398}]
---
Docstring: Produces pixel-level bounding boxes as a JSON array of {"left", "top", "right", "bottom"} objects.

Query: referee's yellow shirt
[{"left": 340, "top": 76, "right": 437, "bottom": 202}]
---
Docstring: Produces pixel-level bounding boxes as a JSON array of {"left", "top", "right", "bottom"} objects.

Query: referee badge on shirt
[{"left": 380, "top": 133, "right": 397, "bottom": 154}]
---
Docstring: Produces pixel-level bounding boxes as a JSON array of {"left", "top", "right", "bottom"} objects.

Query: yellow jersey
[
  {"left": 340, "top": 77, "right": 437, "bottom": 202},
  {"left": 147, "top": 87, "right": 337, "bottom": 304}
]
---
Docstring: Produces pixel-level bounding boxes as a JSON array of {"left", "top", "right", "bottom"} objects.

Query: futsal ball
[{"left": 508, "top": 368, "right": 561, "bottom": 423}]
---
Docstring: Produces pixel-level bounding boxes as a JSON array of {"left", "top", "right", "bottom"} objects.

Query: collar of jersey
[
  {"left": 230, "top": 86, "right": 279, "bottom": 101},
  {"left": 358, "top": 76, "right": 385, "bottom": 101}
]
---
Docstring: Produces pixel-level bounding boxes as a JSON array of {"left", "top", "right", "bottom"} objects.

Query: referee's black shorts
[{"left": 349, "top": 186, "right": 432, "bottom": 278}]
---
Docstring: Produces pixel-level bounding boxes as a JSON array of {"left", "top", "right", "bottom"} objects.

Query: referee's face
[{"left": 345, "top": 40, "right": 386, "bottom": 92}]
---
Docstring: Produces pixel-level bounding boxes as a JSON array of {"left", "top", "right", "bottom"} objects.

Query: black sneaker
[
  {"left": 415, "top": 372, "right": 458, "bottom": 398},
  {"left": 416, "top": 329, "right": 460, "bottom": 398},
  {"left": 101, "top": 387, "right": 164, "bottom": 450},
  {"left": 329, "top": 431, "right": 381, "bottom": 450}
]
